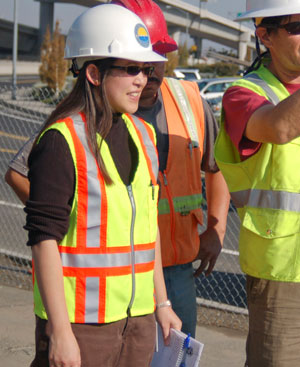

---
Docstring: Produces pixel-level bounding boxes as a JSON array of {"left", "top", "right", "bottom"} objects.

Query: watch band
[{"left": 156, "top": 299, "right": 172, "bottom": 309}]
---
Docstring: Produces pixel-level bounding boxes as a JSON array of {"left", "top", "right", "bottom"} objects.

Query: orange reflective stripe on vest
[
  {"left": 66, "top": 114, "right": 108, "bottom": 249},
  {"left": 126, "top": 114, "right": 158, "bottom": 184}
]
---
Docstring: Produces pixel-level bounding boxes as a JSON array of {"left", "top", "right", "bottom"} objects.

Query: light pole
[
  {"left": 12, "top": 0, "right": 18, "bottom": 100},
  {"left": 166, "top": 5, "right": 189, "bottom": 44}
]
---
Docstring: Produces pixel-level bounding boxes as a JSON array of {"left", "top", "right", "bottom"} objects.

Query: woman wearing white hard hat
[
  {"left": 215, "top": 1, "right": 300, "bottom": 366},
  {"left": 25, "top": 4, "right": 181, "bottom": 367}
]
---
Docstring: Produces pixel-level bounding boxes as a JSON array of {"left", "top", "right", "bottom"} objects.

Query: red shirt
[{"left": 223, "top": 82, "right": 300, "bottom": 159}]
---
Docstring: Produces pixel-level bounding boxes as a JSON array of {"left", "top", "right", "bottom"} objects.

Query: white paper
[{"left": 151, "top": 325, "right": 204, "bottom": 367}]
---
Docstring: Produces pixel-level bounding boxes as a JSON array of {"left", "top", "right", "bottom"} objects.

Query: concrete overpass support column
[
  {"left": 38, "top": 1, "right": 54, "bottom": 51},
  {"left": 238, "top": 31, "right": 250, "bottom": 61},
  {"left": 170, "top": 30, "right": 181, "bottom": 47}
]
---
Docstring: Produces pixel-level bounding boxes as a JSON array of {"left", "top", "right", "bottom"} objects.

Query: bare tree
[
  {"left": 165, "top": 51, "right": 179, "bottom": 77},
  {"left": 39, "top": 21, "right": 68, "bottom": 94}
]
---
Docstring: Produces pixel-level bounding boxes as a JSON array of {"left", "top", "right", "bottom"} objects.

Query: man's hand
[{"left": 194, "top": 227, "right": 222, "bottom": 277}]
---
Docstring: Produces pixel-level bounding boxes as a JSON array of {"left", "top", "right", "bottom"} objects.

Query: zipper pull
[
  {"left": 163, "top": 172, "right": 168, "bottom": 186},
  {"left": 188, "top": 139, "right": 193, "bottom": 157},
  {"left": 150, "top": 180, "right": 155, "bottom": 200}
]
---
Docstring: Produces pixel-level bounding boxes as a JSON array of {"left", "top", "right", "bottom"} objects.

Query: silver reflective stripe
[
  {"left": 130, "top": 115, "right": 158, "bottom": 179},
  {"left": 85, "top": 277, "right": 99, "bottom": 323},
  {"left": 60, "top": 249, "right": 155, "bottom": 268},
  {"left": 231, "top": 189, "right": 300, "bottom": 212},
  {"left": 72, "top": 115, "right": 102, "bottom": 248},
  {"left": 243, "top": 74, "right": 280, "bottom": 105},
  {"left": 127, "top": 184, "right": 136, "bottom": 312},
  {"left": 165, "top": 78, "right": 199, "bottom": 147},
  {"left": 158, "top": 193, "right": 203, "bottom": 215}
]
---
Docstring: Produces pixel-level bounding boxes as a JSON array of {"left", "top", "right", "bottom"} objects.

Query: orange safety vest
[
  {"left": 158, "top": 78, "right": 205, "bottom": 267},
  {"left": 33, "top": 113, "right": 159, "bottom": 324}
]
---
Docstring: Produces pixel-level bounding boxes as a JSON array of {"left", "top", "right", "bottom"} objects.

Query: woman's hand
[
  {"left": 32, "top": 241, "right": 81, "bottom": 366},
  {"left": 155, "top": 306, "right": 182, "bottom": 345},
  {"left": 47, "top": 323, "right": 81, "bottom": 367}
]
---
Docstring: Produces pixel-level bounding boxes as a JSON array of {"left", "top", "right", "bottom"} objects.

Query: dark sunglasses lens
[
  {"left": 286, "top": 22, "right": 300, "bottom": 34},
  {"left": 126, "top": 66, "right": 154, "bottom": 76},
  {"left": 126, "top": 66, "right": 140, "bottom": 75},
  {"left": 143, "top": 67, "right": 154, "bottom": 76}
]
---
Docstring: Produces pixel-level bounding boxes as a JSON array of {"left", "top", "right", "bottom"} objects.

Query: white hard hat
[
  {"left": 64, "top": 4, "right": 166, "bottom": 69},
  {"left": 236, "top": 0, "right": 300, "bottom": 21}
]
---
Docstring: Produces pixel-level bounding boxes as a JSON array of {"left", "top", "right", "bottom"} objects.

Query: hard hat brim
[
  {"left": 236, "top": 6, "right": 300, "bottom": 21},
  {"left": 153, "top": 35, "right": 178, "bottom": 54},
  {"left": 65, "top": 50, "right": 167, "bottom": 63}
]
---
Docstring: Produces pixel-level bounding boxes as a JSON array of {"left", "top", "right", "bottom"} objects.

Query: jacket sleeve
[{"left": 24, "top": 130, "right": 75, "bottom": 246}]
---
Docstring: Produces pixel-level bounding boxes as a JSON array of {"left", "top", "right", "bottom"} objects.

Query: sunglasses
[
  {"left": 264, "top": 22, "right": 300, "bottom": 35},
  {"left": 110, "top": 65, "right": 155, "bottom": 77}
]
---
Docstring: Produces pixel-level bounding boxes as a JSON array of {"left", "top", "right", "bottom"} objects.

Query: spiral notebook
[{"left": 151, "top": 325, "right": 204, "bottom": 367}]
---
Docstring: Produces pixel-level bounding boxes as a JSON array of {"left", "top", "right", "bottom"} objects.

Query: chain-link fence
[{"left": 0, "top": 81, "right": 248, "bottom": 331}]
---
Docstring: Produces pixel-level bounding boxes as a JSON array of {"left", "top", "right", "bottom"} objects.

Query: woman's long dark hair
[
  {"left": 244, "top": 15, "right": 290, "bottom": 75},
  {"left": 36, "top": 58, "right": 115, "bottom": 184}
]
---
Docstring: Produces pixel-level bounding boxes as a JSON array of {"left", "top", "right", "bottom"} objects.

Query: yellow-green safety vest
[
  {"left": 215, "top": 64, "right": 300, "bottom": 282},
  {"left": 33, "top": 112, "right": 159, "bottom": 323}
]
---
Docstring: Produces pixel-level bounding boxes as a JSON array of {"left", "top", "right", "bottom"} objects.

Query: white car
[
  {"left": 197, "top": 77, "right": 237, "bottom": 99},
  {"left": 173, "top": 68, "right": 201, "bottom": 80}
]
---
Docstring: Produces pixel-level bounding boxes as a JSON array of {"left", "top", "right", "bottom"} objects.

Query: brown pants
[
  {"left": 246, "top": 275, "right": 300, "bottom": 367},
  {"left": 30, "top": 313, "right": 156, "bottom": 367}
]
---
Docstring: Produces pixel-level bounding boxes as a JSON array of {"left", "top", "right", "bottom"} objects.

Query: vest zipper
[
  {"left": 151, "top": 180, "right": 155, "bottom": 200},
  {"left": 162, "top": 171, "right": 178, "bottom": 264},
  {"left": 127, "top": 184, "right": 136, "bottom": 315},
  {"left": 188, "top": 138, "right": 193, "bottom": 157}
]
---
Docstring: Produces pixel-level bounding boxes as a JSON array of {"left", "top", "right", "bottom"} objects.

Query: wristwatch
[{"left": 156, "top": 299, "right": 172, "bottom": 309}]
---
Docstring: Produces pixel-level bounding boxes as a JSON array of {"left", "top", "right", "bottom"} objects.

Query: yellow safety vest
[
  {"left": 215, "top": 65, "right": 300, "bottom": 282},
  {"left": 33, "top": 112, "right": 159, "bottom": 323}
]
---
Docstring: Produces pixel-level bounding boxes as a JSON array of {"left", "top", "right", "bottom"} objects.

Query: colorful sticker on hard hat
[{"left": 135, "top": 24, "right": 150, "bottom": 48}]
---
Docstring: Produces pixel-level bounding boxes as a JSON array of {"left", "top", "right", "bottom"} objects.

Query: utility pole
[{"left": 12, "top": 0, "right": 18, "bottom": 100}]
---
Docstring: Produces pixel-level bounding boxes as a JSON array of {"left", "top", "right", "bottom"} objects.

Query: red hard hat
[{"left": 111, "top": 0, "right": 178, "bottom": 54}]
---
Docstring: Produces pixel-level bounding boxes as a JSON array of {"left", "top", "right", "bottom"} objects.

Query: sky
[{"left": 0, "top": 0, "right": 249, "bottom": 51}]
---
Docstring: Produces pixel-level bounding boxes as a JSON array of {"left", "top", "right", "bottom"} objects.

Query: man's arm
[
  {"left": 5, "top": 168, "right": 30, "bottom": 205},
  {"left": 245, "top": 88, "right": 300, "bottom": 144},
  {"left": 194, "top": 171, "right": 230, "bottom": 277},
  {"left": 193, "top": 98, "right": 230, "bottom": 276},
  {"left": 4, "top": 133, "right": 35, "bottom": 205}
]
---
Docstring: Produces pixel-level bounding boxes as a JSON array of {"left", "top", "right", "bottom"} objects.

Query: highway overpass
[
  {"left": 0, "top": 0, "right": 255, "bottom": 62},
  {"left": 0, "top": 19, "right": 39, "bottom": 59}
]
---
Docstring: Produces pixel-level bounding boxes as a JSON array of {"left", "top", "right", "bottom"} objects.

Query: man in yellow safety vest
[{"left": 215, "top": 0, "right": 300, "bottom": 365}]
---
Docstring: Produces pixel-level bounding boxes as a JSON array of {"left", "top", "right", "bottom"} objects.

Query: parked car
[
  {"left": 173, "top": 68, "right": 201, "bottom": 80},
  {"left": 206, "top": 95, "right": 222, "bottom": 121},
  {"left": 197, "top": 77, "right": 237, "bottom": 99}
]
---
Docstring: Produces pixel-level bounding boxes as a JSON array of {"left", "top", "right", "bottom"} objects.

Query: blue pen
[{"left": 180, "top": 333, "right": 193, "bottom": 367}]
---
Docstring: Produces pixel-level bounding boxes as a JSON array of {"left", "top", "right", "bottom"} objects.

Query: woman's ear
[{"left": 86, "top": 64, "right": 101, "bottom": 86}]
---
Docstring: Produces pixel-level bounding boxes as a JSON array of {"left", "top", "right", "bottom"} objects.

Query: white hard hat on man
[{"left": 237, "top": 0, "right": 300, "bottom": 21}]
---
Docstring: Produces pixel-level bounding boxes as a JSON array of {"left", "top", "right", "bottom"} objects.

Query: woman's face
[{"left": 104, "top": 59, "right": 149, "bottom": 114}]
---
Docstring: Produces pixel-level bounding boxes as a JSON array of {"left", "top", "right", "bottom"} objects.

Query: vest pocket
[{"left": 242, "top": 207, "right": 300, "bottom": 239}]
